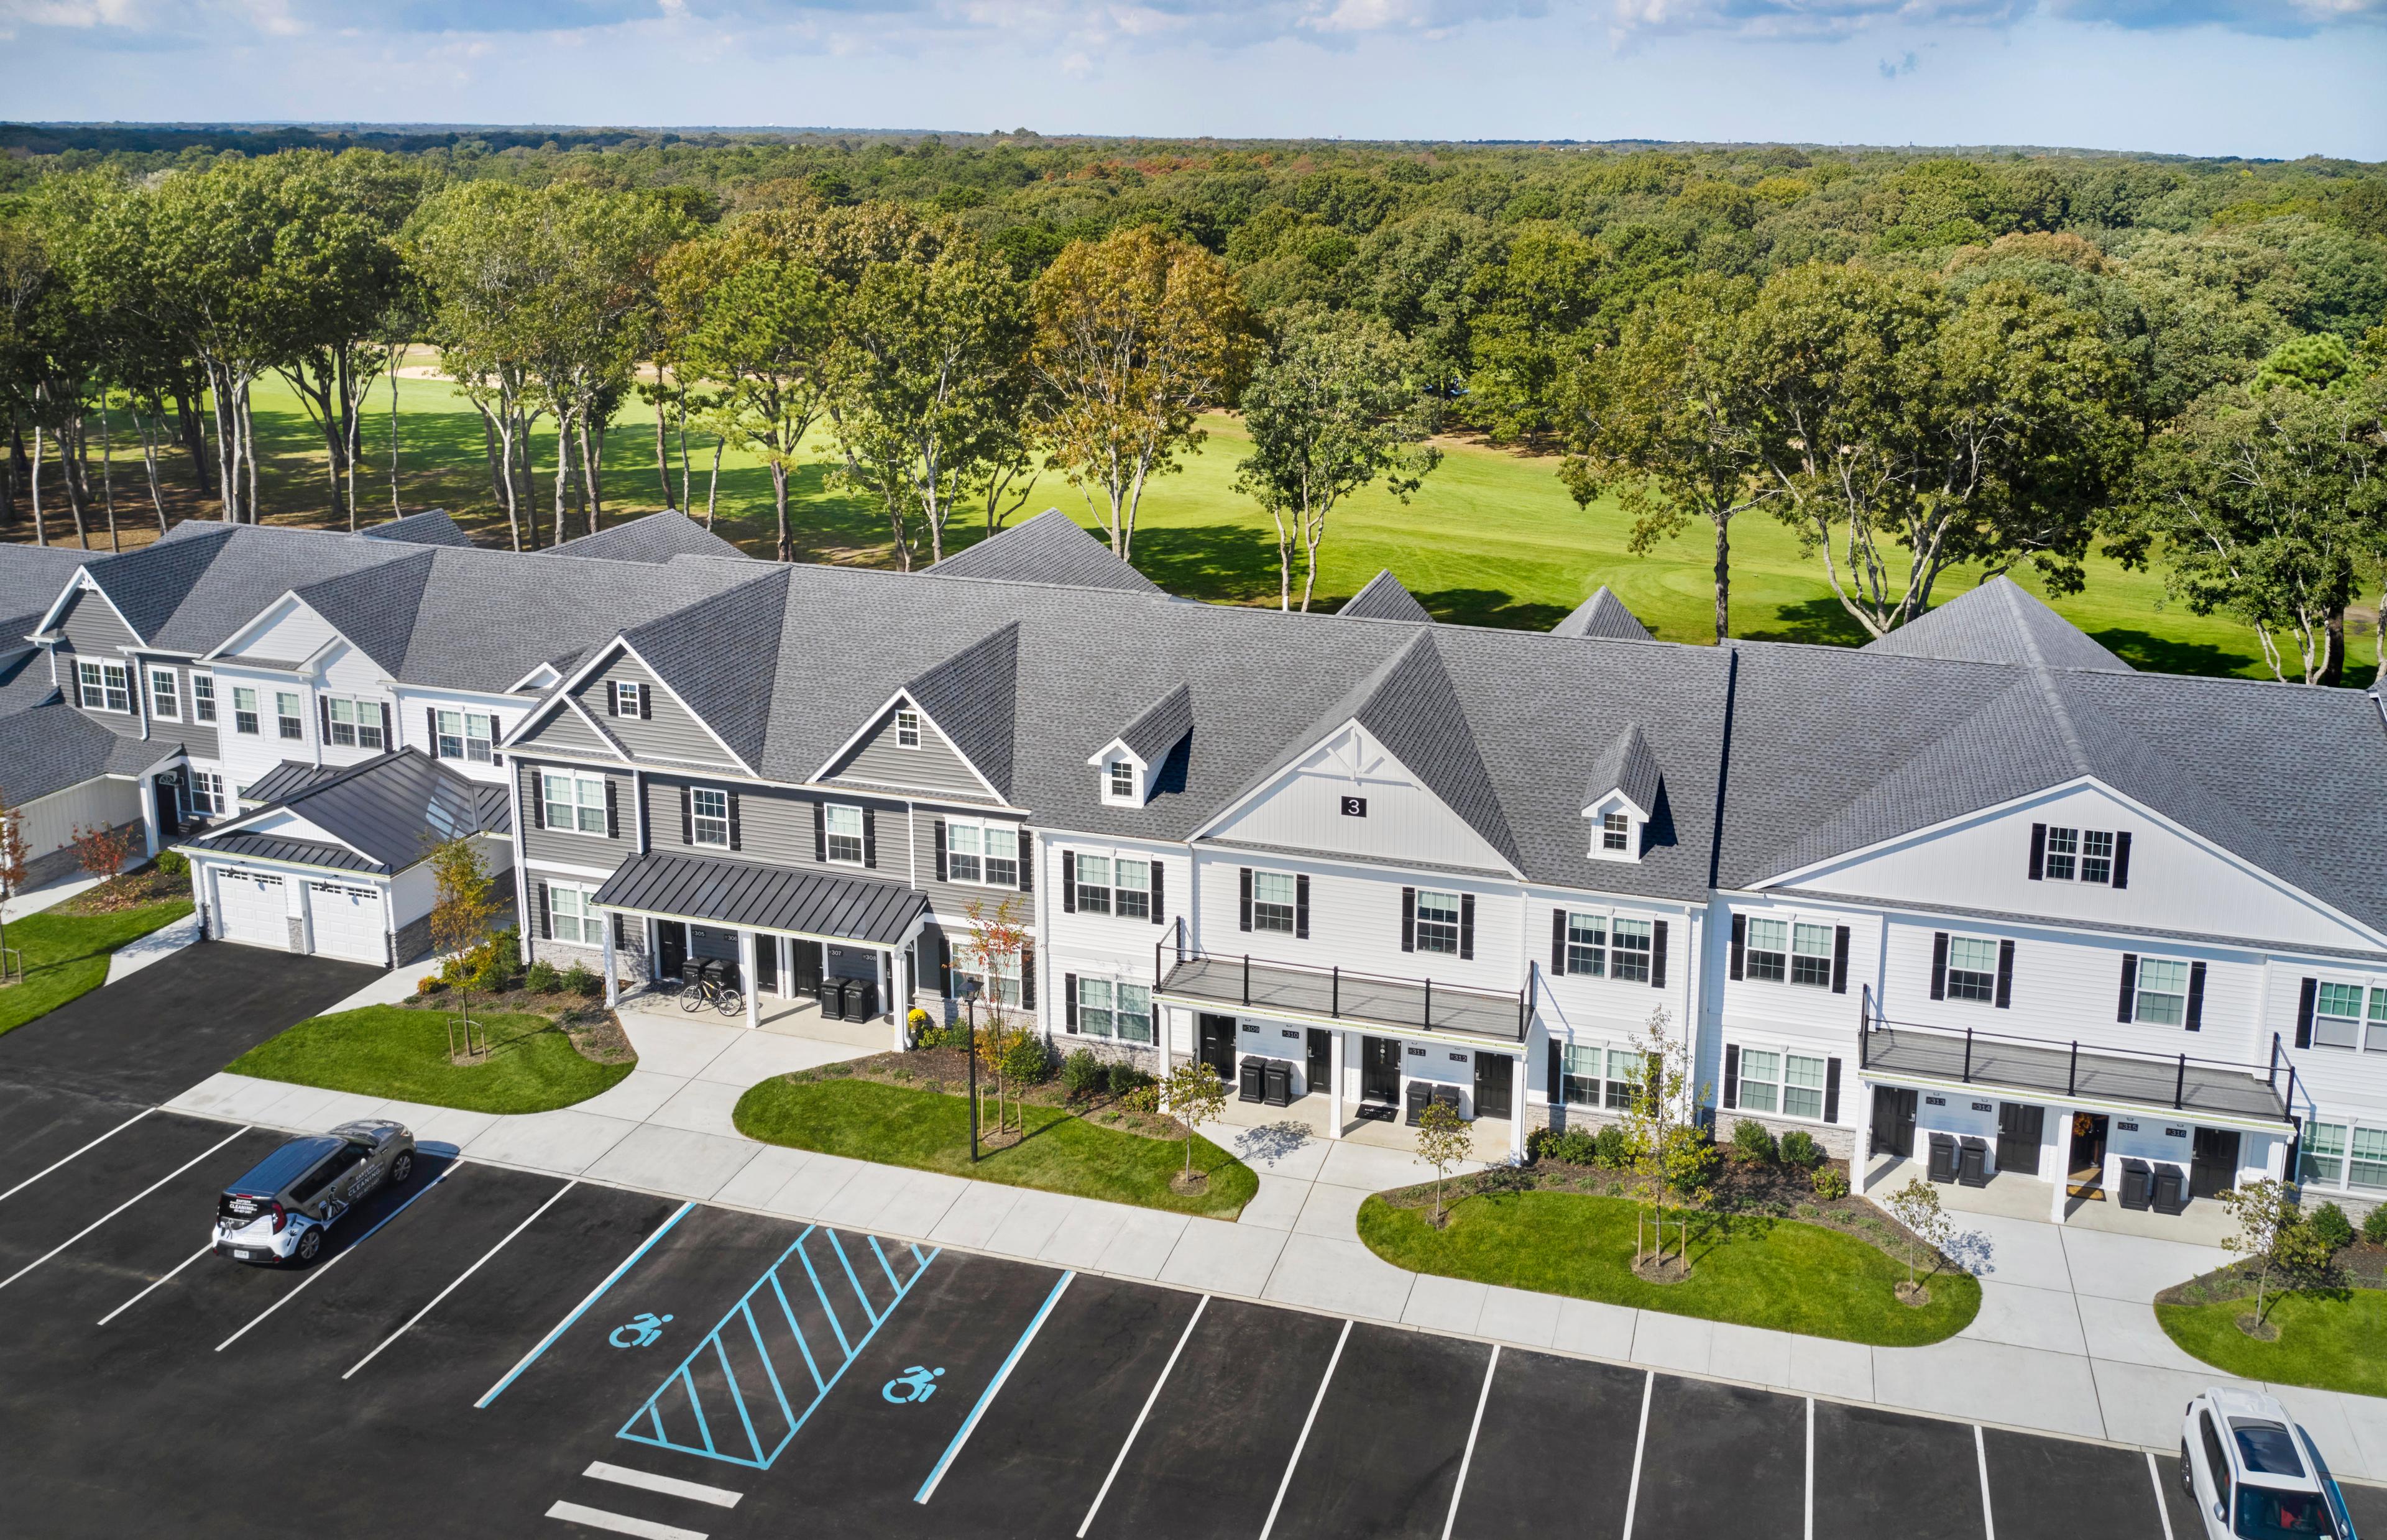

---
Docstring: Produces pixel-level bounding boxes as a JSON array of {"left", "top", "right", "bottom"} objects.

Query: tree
[
  {"left": 1234, "top": 310, "right": 1442, "bottom": 612},
  {"left": 1880, "top": 1176, "right": 1952, "bottom": 1295},
  {"left": 2220, "top": 1178, "right": 2334, "bottom": 1333},
  {"left": 69, "top": 822, "right": 134, "bottom": 886},
  {"left": 1460, "top": 221, "right": 1604, "bottom": 444},
  {"left": 426, "top": 835, "right": 497, "bottom": 1061},
  {"left": 1161, "top": 1058, "right": 1228, "bottom": 1183},
  {"left": 961, "top": 896, "right": 1033, "bottom": 1138},
  {"left": 1029, "top": 226, "right": 1255, "bottom": 564},
  {"left": 1414, "top": 1098, "right": 1473, "bottom": 1225},
  {"left": 0, "top": 788, "right": 27, "bottom": 983},
  {"left": 1614, "top": 1005, "right": 1708, "bottom": 1272}
]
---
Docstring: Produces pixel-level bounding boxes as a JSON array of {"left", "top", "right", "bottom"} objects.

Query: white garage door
[
  {"left": 306, "top": 882, "right": 387, "bottom": 965},
  {"left": 214, "top": 869, "right": 288, "bottom": 950}
]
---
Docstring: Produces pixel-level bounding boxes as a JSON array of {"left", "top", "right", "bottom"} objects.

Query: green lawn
[
  {"left": 48, "top": 360, "right": 2351, "bottom": 685},
  {"left": 0, "top": 899, "right": 193, "bottom": 1038},
  {"left": 1358, "top": 1189, "right": 1980, "bottom": 1346},
  {"left": 2158, "top": 1289, "right": 2387, "bottom": 1398},
  {"left": 227, "top": 1004, "right": 633, "bottom": 1114},
  {"left": 733, "top": 1075, "right": 1258, "bottom": 1220}
]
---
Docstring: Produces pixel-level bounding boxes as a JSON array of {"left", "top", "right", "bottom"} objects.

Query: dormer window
[
  {"left": 1601, "top": 812, "right": 1629, "bottom": 852},
  {"left": 895, "top": 708, "right": 921, "bottom": 749},
  {"left": 1108, "top": 759, "right": 1136, "bottom": 801},
  {"left": 1584, "top": 796, "right": 1643, "bottom": 862},
  {"left": 610, "top": 681, "right": 645, "bottom": 718}
]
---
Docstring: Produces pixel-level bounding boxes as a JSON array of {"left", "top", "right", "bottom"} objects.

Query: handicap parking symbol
[
  {"left": 881, "top": 1365, "right": 945, "bottom": 1404},
  {"left": 609, "top": 1312, "right": 674, "bottom": 1349}
]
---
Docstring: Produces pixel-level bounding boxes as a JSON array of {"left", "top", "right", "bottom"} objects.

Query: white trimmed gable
[
  {"left": 217, "top": 596, "right": 341, "bottom": 666},
  {"left": 1202, "top": 720, "right": 1514, "bottom": 873}
]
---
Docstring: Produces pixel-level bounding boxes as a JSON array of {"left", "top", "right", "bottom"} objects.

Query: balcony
[{"left": 1153, "top": 945, "right": 1529, "bottom": 1046}]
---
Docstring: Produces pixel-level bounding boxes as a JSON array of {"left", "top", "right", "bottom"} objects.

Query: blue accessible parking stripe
[{"left": 617, "top": 1226, "right": 938, "bottom": 1471}]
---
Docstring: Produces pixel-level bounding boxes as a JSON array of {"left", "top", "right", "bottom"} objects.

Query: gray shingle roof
[
  {"left": 0, "top": 544, "right": 109, "bottom": 641},
  {"left": 1551, "top": 586, "right": 1653, "bottom": 642},
  {"left": 201, "top": 747, "right": 507, "bottom": 874},
  {"left": 905, "top": 621, "right": 1021, "bottom": 799},
  {"left": 929, "top": 510, "right": 1164, "bottom": 594},
  {"left": 1114, "top": 684, "right": 1194, "bottom": 769},
  {"left": 1586, "top": 723, "right": 1662, "bottom": 818},
  {"left": 1350, "top": 631, "right": 1524, "bottom": 869},
  {"left": 295, "top": 549, "right": 436, "bottom": 676},
  {"left": 591, "top": 849, "right": 928, "bottom": 946},
  {"left": 1863, "top": 575, "right": 2131, "bottom": 672},
  {"left": 0, "top": 699, "right": 121, "bottom": 805},
  {"left": 620, "top": 568, "right": 791, "bottom": 771},
  {"left": 360, "top": 510, "right": 474, "bottom": 549},
  {"left": 1340, "top": 571, "right": 1434, "bottom": 624},
  {"left": 545, "top": 511, "right": 750, "bottom": 566}
]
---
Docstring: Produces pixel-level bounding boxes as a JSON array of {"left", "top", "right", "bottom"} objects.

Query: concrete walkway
[{"left": 159, "top": 1013, "right": 2387, "bottom": 1480}]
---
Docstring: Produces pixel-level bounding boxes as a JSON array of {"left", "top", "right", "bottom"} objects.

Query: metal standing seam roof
[
  {"left": 186, "top": 832, "right": 383, "bottom": 874},
  {"left": 590, "top": 850, "right": 930, "bottom": 947},
  {"left": 1339, "top": 571, "right": 1435, "bottom": 624},
  {"left": 197, "top": 748, "right": 507, "bottom": 875},
  {"left": 241, "top": 760, "right": 349, "bottom": 805}
]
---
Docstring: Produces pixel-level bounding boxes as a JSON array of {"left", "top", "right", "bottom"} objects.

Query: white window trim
[
  {"left": 191, "top": 672, "right": 216, "bottom": 724},
  {"left": 2130, "top": 955, "right": 2192, "bottom": 1029},
  {"left": 326, "top": 697, "right": 387, "bottom": 751},
  {"left": 541, "top": 771, "right": 609, "bottom": 839},
  {"left": 1071, "top": 970, "right": 1156, "bottom": 1044},
  {"left": 1088, "top": 740, "right": 1148, "bottom": 807},
  {"left": 1555, "top": 904, "right": 1661, "bottom": 985},
  {"left": 274, "top": 690, "right": 305, "bottom": 743},
  {"left": 2298, "top": 1117, "right": 2387, "bottom": 1196},
  {"left": 1943, "top": 933, "right": 2002, "bottom": 1006},
  {"left": 613, "top": 680, "right": 643, "bottom": 717},
  {"left": 2040, "top": 823, "right": 2118, "bottom": 886},
  {"left": 77, "top": 659, "right": 132, "bottom": 715},
  {"left": 2307, "top": 976, "right": 2383, "bottom": 1054},
  {"left": 546, "top": 879, "right": 605, "bottom": 947},
  {"left": 824, "top": 802, "right": 867, "bottom": 867},
  {"left": 691, "top": 786, "right": 732, "bottom": 849},
  {"left": 1724, "top": 1032, "right": 1837, "bottom": 1125},
  {"left": 1069, "top": 848, "right": 1154, "bottom": 921},
  {"left": 1741, "top": 911, "right": 1837, "bottom": 991},
  {"left": 894, "top": 708, "right": 921, "bottom": 750},
  {"left": 1557, "top": 1036, "right": 1648, "bottom": 1114},
  {"left": 943, "top": 817, "right": 1020, "bottom": 887},
  {"left": 231, "top": 685, "right": 261, "bottom": 736},
  {"left": 435, "top": 709, "right": 498, "bottom": 764},
  {"left": 149, "top": 667, "right": 180, "bottom": 722},
  {"left": 1583, "top": 793, "right": 1645, "bottom": 863}
]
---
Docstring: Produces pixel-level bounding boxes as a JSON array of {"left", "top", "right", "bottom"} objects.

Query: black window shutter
[
  {"left": 426, "top": 707, "right": 438, "bottom": 754},
  {"left": 680, "top": 785, "right": 692, "bottom": 845},
  {"left": 2296, "top": 978, "right": 2317, "bottom": 1048},
  {"left": 1239, "top": 868, "right": 1253, "bottom": 932},
  {"left": 1831, "top": 926, "right": 1851, "bottom": 995},
  {"left": 1930, "top": 932, "right": 1948, "bottom": 1001},
  {"left": 1065, "top": 974, "right": 1079, "bottom": 1032},
  {"left": 1459, "top": 894, "right": 1474, "bottom": 960},
  {"left": 1723, "top": 1043, "right": 1739, "bottom": 1109},
  {"left": 812, "top": 800, "right": 826, "bottom": 861},
  {"left": 727, "top": 791, "right": 741, "bottom": 852},
  {"left": 1400, "top": 887, "right": 1415, "bottom": 953},
  {"left": 1061, "top": 852, "right": 1077, "bottom": 914},
  {"left": 318, "top": 694, "right": 331, "bottom": 740},
  {"left": 2117, "top": 954, "right": 2138, "bottom": 1023},
  {"left": 614, "top": 913, "right": 627, "bottom": 950},
  {"left": 1729, "top": 913, "right": 1745, "bottom": 980},
  {"left": 1550, "top": 910, "right": 1566, "bottom": 976},
  {"left": 2028, "top": 822, "right": 2046, "bottom": 881},
  {"left": 639, "top": 684, "right": 652, "bottom": 720},
  {"left": 1823, "top": 1058, "right": 1841, "bottom": 1124},
  {"left": 1995, "top": 939, "right": 2015, "bottom": 1009},
  {"left": 934, "top": 820, "right": 947, "bottom": 881},
  {"left": 1294, "top": 875, "right": 1309, "bottom": 940},
  {"left": 1546, "top": 1040, "right": 1561, "bottom": 1106},
  {"left": 2186, "top": 961, "right": 2206, "bottom": 1032},
  {"left": 605, "top": 682, "right": 619, "bottom": 717},
  {"left": 605, "top": 778, "right": 619, "bottom": 840},
  {"left": 863, "top": 808, "right": 878, "bottom": 868},
  {"left": 2111, "top": 832, "right": 2132, "bottom": 890},
  {"left": 536, "top": 882, "right": 552, "bottom": 940},
  {"left": 1019, "top": 833, "right": 1034, "bottom": 892},
  {"left": 1020, "top": 942, "right": 1036, "bottom": 1011},
  {"left": 530, "top": 766, "right": 545, "bottom": 830},
  {"left": 1650, "top": 921, "right": 1668, "bottom": 989},
  {"left": 1150, "top": 862, "right": 1164, "bottom": 925}
]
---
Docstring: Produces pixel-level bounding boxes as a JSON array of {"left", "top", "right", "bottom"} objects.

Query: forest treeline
[{"left": 1, "top": 129, "right": 2383, "bottom": 681}]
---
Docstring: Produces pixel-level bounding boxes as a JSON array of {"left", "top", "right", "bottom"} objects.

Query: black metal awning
[{"left": 591, "top": 851, "right": 929, "bottom": 948}]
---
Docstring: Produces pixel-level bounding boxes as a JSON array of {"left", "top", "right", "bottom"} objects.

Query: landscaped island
[{"left": 0, "top": 861, "right": 193, "bottom": 1038}]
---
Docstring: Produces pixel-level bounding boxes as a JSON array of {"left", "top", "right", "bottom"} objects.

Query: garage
[
  {"left": 306, "top": 881, "right": 388, "bottom": 965},
  {"left": 214, "top": 869, "right": 289, "bottom": 950}
]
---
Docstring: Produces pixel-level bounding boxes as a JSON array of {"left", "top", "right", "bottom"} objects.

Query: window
[
  {"left": 1946, "top": 937, "right": 2000, "bottom": 1003},
  {"left": 1731, "top": 1048, "right": 1826, "bottom": 1119},
  {"left": 1610, "top": 917, "right": 1652, "bottom": 983},
  {"left": 548, "top": 883, "right": 604, "bottom": 946},
  {"left": 1561, "top": 1044, "right": 1602, "bottom": 1107},
  {"left": 955, "top": 946, "right": 1021, "bottom": 1007},
  {"left": 2302, "top": 1122, "right": 2347, "bottom": 1186},
  {"left": 2371, "top": 989, "right": 2387, "bottom": 1054},
  {"left": 192, "top": 674, "right": 216, "bottom": 723},
  {"left": 1251, "top": 872, "right": 1297, "bottom": 934},
  {"left": 2135, "top": 958, "right": 2189, "bottom": 1027},
  {"left": 826, "top": 804, "right": 865, "bottom": 865},
  {"left": 1078, "top": 976, "right": 1116, "bottom": 1037},
  {"left": 2313, "top": 983, "right": 2362, "bottom": 1050},
  {"left": 327, "top": 699, "right": 385, "bottom": 750},
  {"left": 613, "top": 680, "right": 643, "bottom": 717},
  {"left": 436, "top": 710, "right": 494, "bottom": 764},
  {"left": 541, "top": 771, "right": 607, "bottom": 835},
  {"left": 1075, "top": 855, "right": 1111, "bottom": 915},
  {"left": 1737, "top": 1048, "right": 1781, "bottom": 1113},
  {"left": 1558, "top": 1045, "right": 1648, "bottom": 1111},
  {"left": 895, "top": 708, "right": 920, "bottom": 748},
  {"left": 1565, "top": 912, "right": 1606, "bottom": 977},
  {"left": 1108, "top": 759, "right": 1135, "bottom": 800},
  {"left": 1601, "top": 811, "right": 1630, "bottom": 852},
  {"left": 275, "top": 691, "right": 302, "bottom": 741},
  {"left": 1745, "top": 918, "right": 1788, "bottom": 983},
  {"left": 1790, "top": 924, "right": 1834, "bottom": 988},
  {"left": 2043, "top": 825, "right": 2118, "bottom": 884},
  {"left": 1115, "top": 983, "right": 1152, "bottom": 1043},
  {"left": 1782, "top": 1053, "right": 1827, "bottom": 1119},
  {"left": 1606, "top": 1049, "right": 1643, "bottom": 1109},
  {"left": 182, "top": 771, "right": 224, "bottom": 818},
  {"left": 2079, "top": 830, "right": 2115, "bottom": 885},
  {"left": 232, "top": 687, "right": 260, "bottom": 736},
  {"left": 2353, "top": 1127, "right": 2387, "bottom": 1191},
  {"left": 149, "top": 668, "right": 178, "bottom": 721},
  {"left": 76, "top": 661, "right": 130, "bottom": 713},
  {"left": 945, "top": 821, "right": 1018, "bottom": 885},
  {"left": 1113, "top": 858, "right": 1151, "bottom": 920},
  {"left": 1414, "top": 891, "right": 1461, "bottom": 955},
  {"left": 691, "top": 788, "right": 730, "bottom": 848}
]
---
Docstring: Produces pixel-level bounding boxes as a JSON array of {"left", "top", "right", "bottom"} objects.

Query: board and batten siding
[
  {"left": 515, "top": 758, "right": 637, "bottom": 868},
  {"left": 569, "top": 652, "right": 738, "bottom": 768},
  {"left": 827, "top": 705, "right": 994, "bottom": 800}
]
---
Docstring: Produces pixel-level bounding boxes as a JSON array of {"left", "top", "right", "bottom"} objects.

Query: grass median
[
  {"left": 227, "top": 1003, "right": 635, "bottom": 1114},
  {"left": 733, "top": 1073, "right": 1257, "bottom": 1221},
  {"left": 1358, "top": 1187, "right": 1980, "bottom": 1346},
  {"left": 0, "top": 897, "right": 193, "bottom": 1038}
]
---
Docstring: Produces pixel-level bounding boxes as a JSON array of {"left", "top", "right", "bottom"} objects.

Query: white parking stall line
[
  {"left": 1804, "top": 1398, "right": 1816, "bottom": 1540},
  {"left": 0, "top": 1107, "right": 156, "bottom": 1206},
  {"left": 916, "top": 1269, "right": 1076, "bottom": 1506},
  {"left": 543, "top": 1500, "right": 706, "bottom": 1540},
  {"left": 214, "top": 1161, "right": 462, "bottom": 1353},
  {"left": 1621, "top": 1369, "right": 1653, "bottom": 1538},
  {"left": 97, "top": 1244, "right": 214, "bottom": 1326},
  {"left": 1078, "top": 1293, "right": 1211, "bottom": 1538},
  {"left": 343, "top": 1178, "right": 578, "bottom": 1380},
  {"left": 1975, "top": 1424, "right": 1997, "bottom": 1540},
  {"left": 477, "top": 1200, "right": 694, "bottom": 1409},
  {"left": 0, "top": 1126, "right": 249, "bottom": 1292},
  {"left": 582, "top": 1462, "right": 742, "bottom": 1509},
  {"left": 1256, "top": 1317, "right": 1353, "bottom": 1540},
  {"left": 1439, "top": 1343, "right": 1501, "bottom": 1540},
  {"left": 2146, "top": 1451, "right": 2176, "bottom": 1540}
]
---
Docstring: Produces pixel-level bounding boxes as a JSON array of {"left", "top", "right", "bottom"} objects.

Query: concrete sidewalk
[{"left": 161, "top": 1014, "right": 2387, "bottom": 1480}]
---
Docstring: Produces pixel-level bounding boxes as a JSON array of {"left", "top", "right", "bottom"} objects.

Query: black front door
[
  {"left": 1870, "top": 1087, "right": 1918, "bottom": 1158},
  {"left": 1361, "top": 1037, "right": 1402, "bottom": 1106},
  {"left": 756, "top": 936, "right": 779, "bottom": 994},
  {"left": 1306, "top": 1029, "right": 1331, "bottom": 1098},
  {"left": 656, "top": 921, "right": 688, "bottom": 981},
  {"left": 1474, "top": 1052, "right": 1515, "bottom": 1121},
  {"left": 1198, "top": 1014, "right": 1237, "bottom": 1082},
  {"left": 2069, "top": 1112, "right": 2109, "bottom": 1193},
  {"left": 153, "top": 774, "right": 183, "bottom": 838},
  {"left": 2191, "top": 1127, "right": 2241, "bottom": 1199},
  {"left": 791, "top": 940, "right": 824, "bottom": 997},
  {"left": 1997, "top": 1102, "right": 2046, "bottom": 1176}
]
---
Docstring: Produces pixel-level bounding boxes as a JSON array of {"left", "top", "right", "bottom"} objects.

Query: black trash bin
[
  {"left": 843, "top": 979, "right": 878, "bottom": 1022},
  {"left": 2119, "top": 1157, "right": 2151, "bottom": 1210},
  {"left": 820, "top": 978, "right": 850, "bottom": 1020},
  {"left": 1432, "top": 1084, "right": 1464, "bottom": 1120},
  {"left": 1958, "top": 1137, "right": 1990, "bottom": 1188},
  {"left": 1239, "top": 1058, "right": 1266, "bottom": 1103},
  {"left": 1927, "top": 1132, "right": 1959, "bottom": 1183},
  {"left": 1263, "top": 1061, "right": 1292, "bottom": 1108},
  {"left": 1404, "top": 1079, "right": 1431, "bottom": 1125},
  {"left": 2152, "top": 1163, "right": 2188, "bottom": 1215}
]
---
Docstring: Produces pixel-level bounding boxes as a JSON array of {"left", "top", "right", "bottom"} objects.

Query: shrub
[
  {"left": 2366, "top": 1206, "right": 2387, "bottom": 1246},
  {"left": 1779, "top": 1129, "right": 1823, "bottom": 1170},
  {"left": 155, "top": 850, "right": 188, "bottom": 879},
  {"left": 1000, "top": 1033, "right": 1051, "bottom": 1086},
  {"left": 1811, "top": 1164, "right": 1851, "bottom": 1200},
  {"left": 1731, "top": 1119, "right": 1778, "bottom": 1164},
  {"left": 1532, "top": 1127, "right": 1600, "bottom": 1167},
  {"left": 70, "top": 822, "right": 137, "bottom": 881},
  {"left": 562, "top": 961, "right": 601, "bottom": 998},
  {"left": 416, "top": 976, "right": 446, "bottom": 996},
  {"left": 1108, "top": 1061, "right": 1152, "bottom": 1096},
  {"left": 524, "top": 960, "right": 563, "bottom": 994},
  {"left": 2309, "top": 1201, "right": 2357, "bottom": 1253},
  {"left": 1593, "top": 1125, "right": 1632, "bottom": 1170},
  {"left": 1060, "top": 1048, "right": 1106, "bottom": 1099}
]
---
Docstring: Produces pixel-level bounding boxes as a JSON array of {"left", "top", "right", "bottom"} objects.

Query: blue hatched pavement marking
[{"left": 616, "top": 1226, "right": 938, "bottom": 1471}]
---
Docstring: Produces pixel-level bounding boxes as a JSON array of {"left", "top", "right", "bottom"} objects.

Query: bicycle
[{"left": 678, "top": 967, "right": 743, "bottom": 1017}]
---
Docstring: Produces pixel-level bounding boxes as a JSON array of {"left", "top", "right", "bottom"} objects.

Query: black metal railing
[{"left": 1155, "top": 933, "right": 1528, "bottom": 1041}]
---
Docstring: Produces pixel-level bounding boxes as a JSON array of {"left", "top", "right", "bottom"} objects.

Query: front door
[
  {"left": 2068, "top": 1112, "right": 2109, "bottom": 1196},
  {"left": 656, "top": 921, "right": 688, "bottom": 981},
  {"left": 1198, "top": 1014, "right": 1237, "bottom": 1082},
  {"left": 1361, "top": 1036, "right": 1403, "bottom": 1106},
  {"left": 153, "top": 774, "right": 182, "bottom": 839},
  {"left": 791, "top": 939, "right": 824, "bottom": 997},
  {"left": 1996, "top": 1102, "right": 2046, "bottom": 1176},
  {"left": 1869, "top": 1086, "right": 1918, "bottom": 1158},
  {"left": 1473, "top": 1052, "right": 1515, "bottom": 1121},
  {"left": 756, "top": 935, "right": 780, "bottom": 995},
  {"left": 1306, "top": 1029, "right": 1332, "bottom": 1098},
  {"left": 2191, "top": 1127, "right": 2242, "bottom": 1199}
]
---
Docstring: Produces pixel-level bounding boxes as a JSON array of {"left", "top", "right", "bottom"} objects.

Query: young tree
[
  {"left": 1414, "top": 1098, "right": 1474, "bottom": 1225},
  {"left": 2220, "top": 1178, "right": 2334, "bottom": 1332},
  {"left": 69, "top": 822, "right": 134, "bottom": 887},
  {"left": 1029, "top": 226, "right": 1255, "bottom": 564},
  {"left": 961, "top": 896, "right": 1033, "bottom": 1137},
  {"left": 0, "top": 789, "right": 28, "bottom": 983},
  {"left": 1161, "top": 1058, "right": 1228, "bottom": 1183},
  {"left": 1234, "top": 310, "right": 1442, "bottom": 612},
  {"left": 426, "top": 835, "right": 498, "bottom": 1061},
  {"left": 1880, "top": 1176, "right": 1952, "bottom": 1295},
  {"left": 1615, "top": 1005, "right": 1709, "bottom": 1272}
]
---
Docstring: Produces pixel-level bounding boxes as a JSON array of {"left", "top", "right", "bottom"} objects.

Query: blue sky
[{"left": 1, "top": 1, "right": 2380, "bottom": 160}]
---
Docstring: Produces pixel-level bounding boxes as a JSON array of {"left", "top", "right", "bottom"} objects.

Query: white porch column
[
  {"left": 739, "top": 930, "right": 759, "bottom": 1031},
  {"left": 602, "top": 918, "right": 619, "bottom": 1007},
  {"left": 1510, "top": 1053, "right": 1527, "bottom": 1162},
  {"left": 2049, "top": 1115, "right": 2072, "bottom": 1224},
  {"left": 885, "top": 948, "right": 903, "bottom": 1051},
  {"left": 1327, "top": 1030, "right": 1346, "bottom": 1139}
]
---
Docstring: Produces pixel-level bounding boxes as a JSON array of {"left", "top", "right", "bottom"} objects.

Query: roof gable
[
  {"left": 928, "top": 510, "right": 1164, "bottom": 594},
  {"left": 291, "top": 551, "right": 436, "bottom": 676},
  {"left": 897, "top": 621, "right": 1021, "bottom": 800},
  {"left": 544, "top": 510, "right": 750, "bottom": 565},
  {"left": 1339, "top": 571, "right": 1433, "bottom": 624},
  {"left": 1551, "top": 585, "right": 1653, "bottom": 642},
  {"left": 1863, "top": 575, "right": 2130, "bottom": 673},
  {"left": 611, "top": 570, "right": 789, "bottom": 771},
  {"left": 1584, "top": 723, "right": 1662, "bottom": 819},
  {"left": 359, "top": 510, "right": 474, "bottom": 549}
]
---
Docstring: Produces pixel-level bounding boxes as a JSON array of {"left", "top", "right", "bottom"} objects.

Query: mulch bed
[
  {"left": 57, "top": 864, "right": 191, "bottom": 915},
  {"left": 2158, "top": 1240, "right": 2387, "bottom": 1308},
  {"left": 786, "top": 1047, "right": 1195, "bottom": 1141},
  {"left": 397, "top": 987, "right": 634, "bottom": 1065}
]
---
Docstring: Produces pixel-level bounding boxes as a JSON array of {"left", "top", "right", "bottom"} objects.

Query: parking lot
[{"left": 4, "top": 1082, "right": 2384, "bottom": 1540}]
